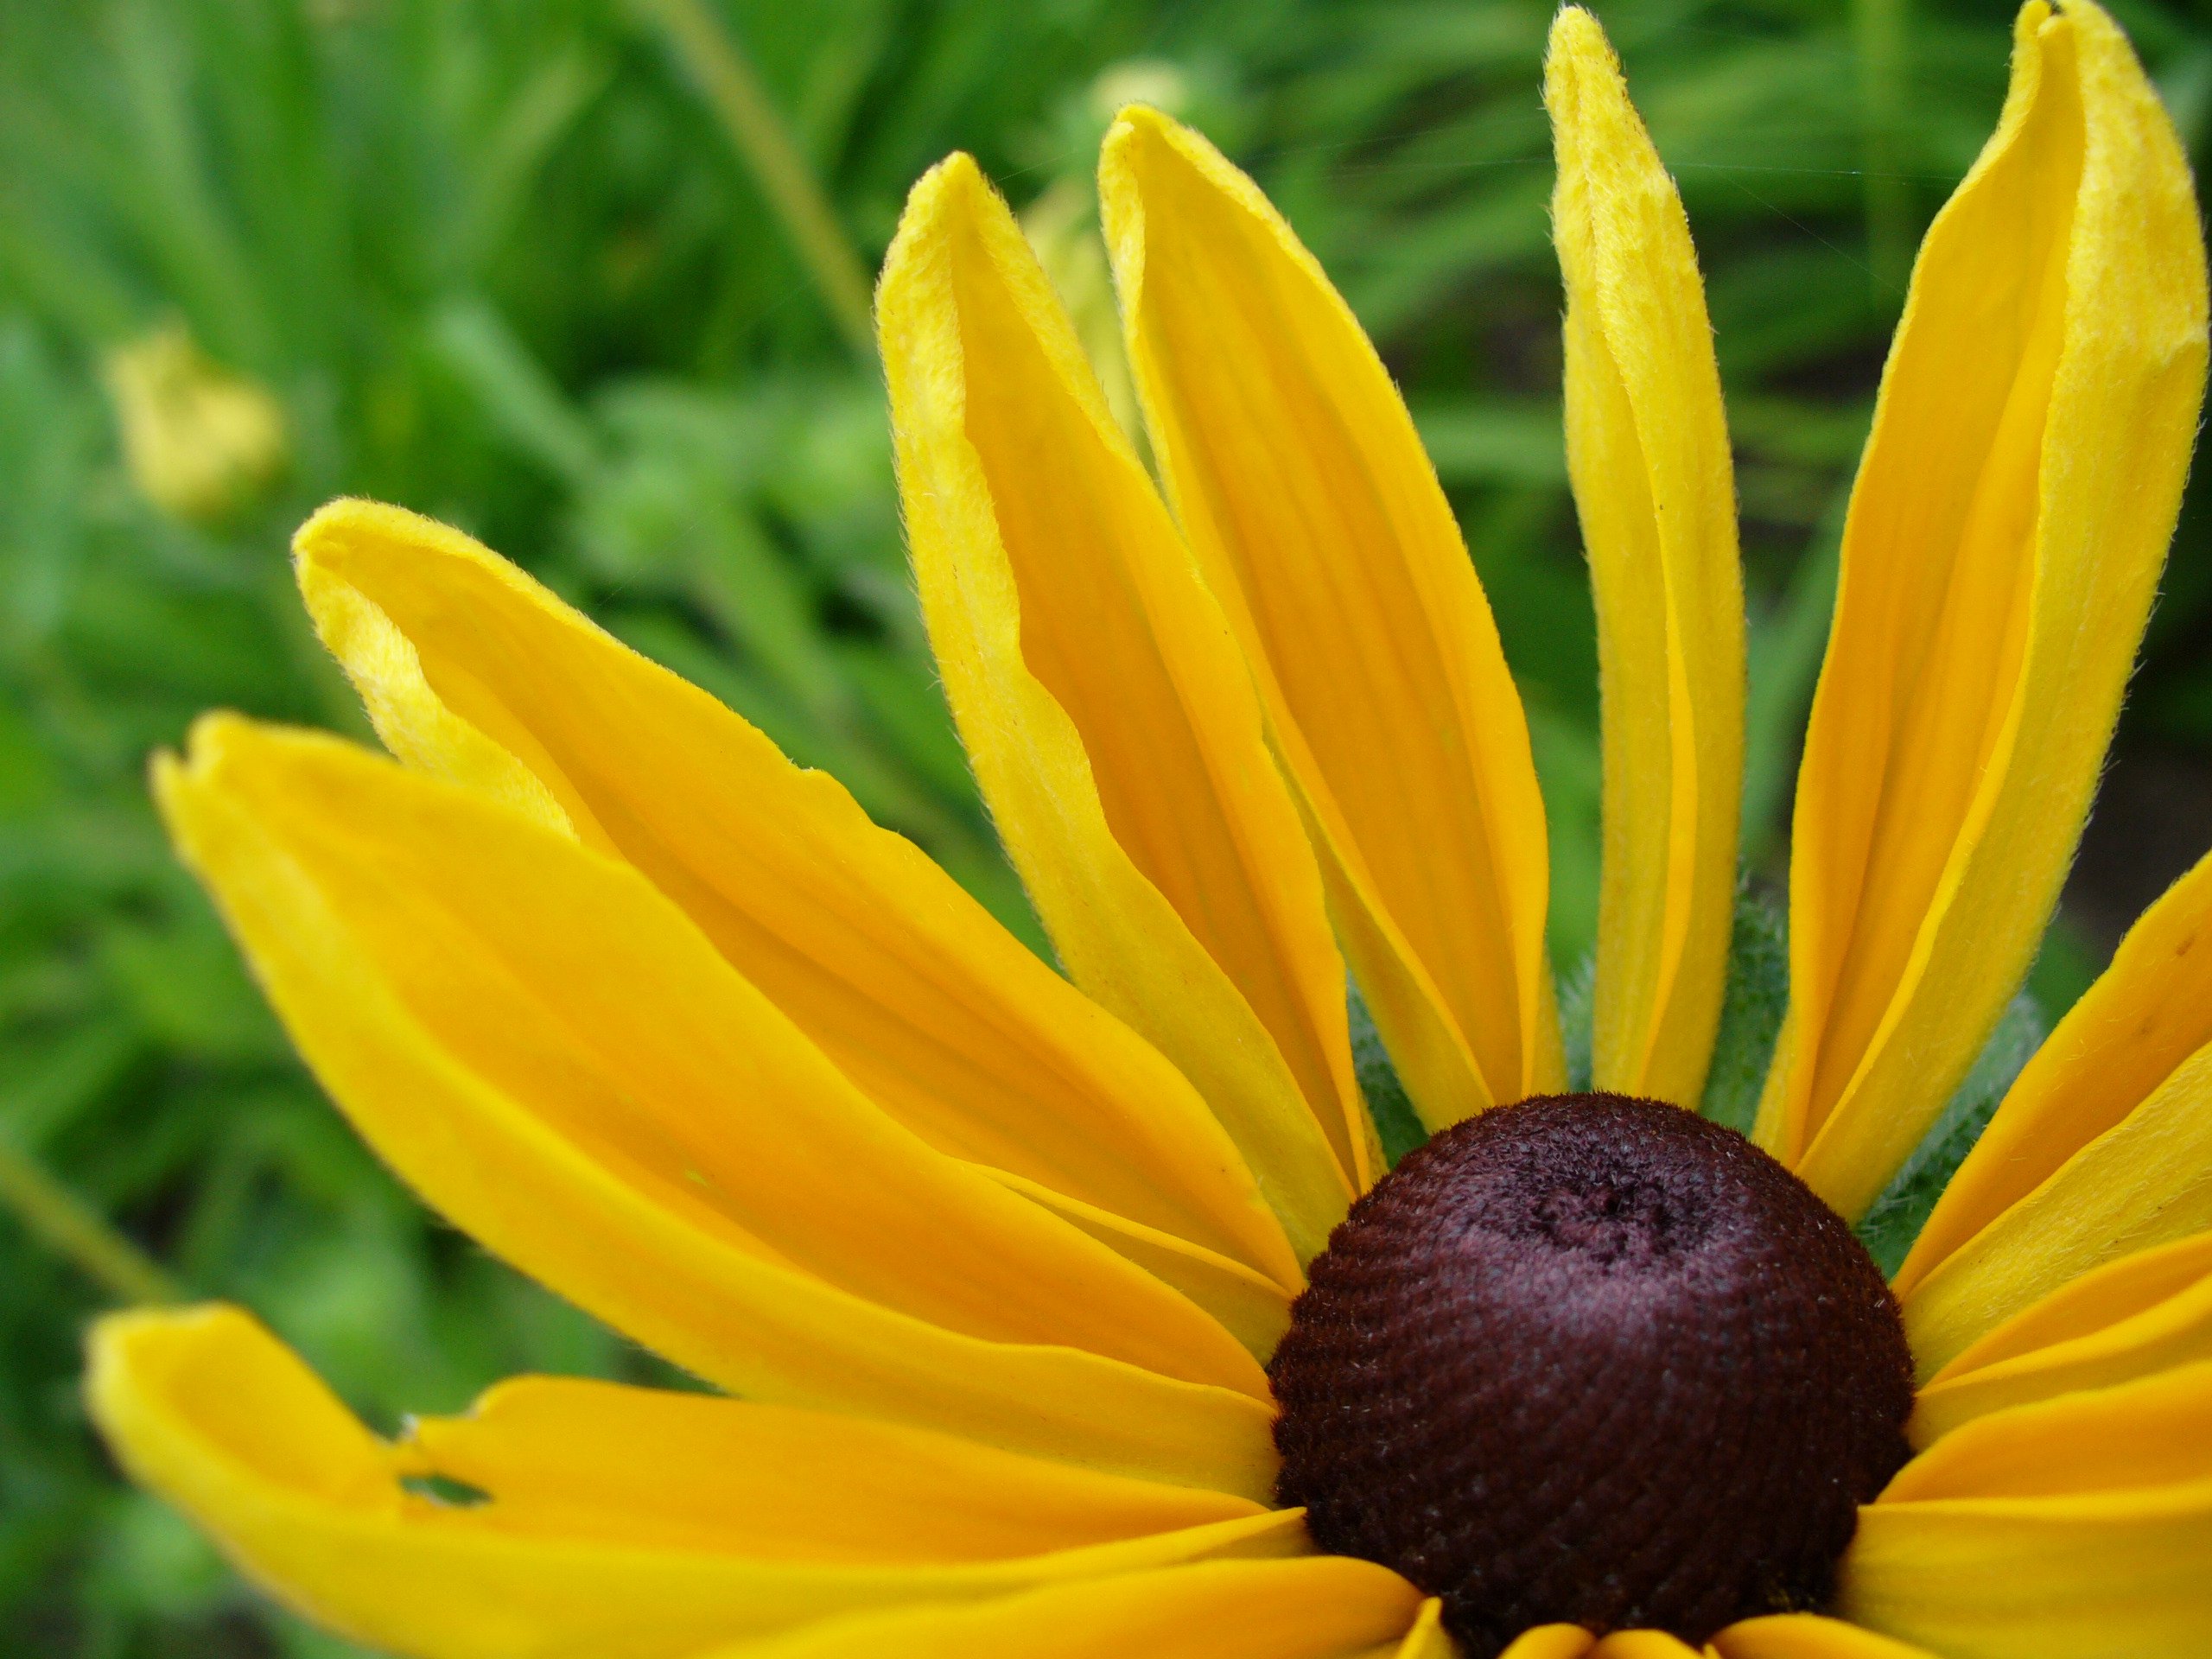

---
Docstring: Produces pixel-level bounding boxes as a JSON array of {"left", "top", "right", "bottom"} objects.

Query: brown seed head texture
[{"left": 1268, "top": 1095, "right": 1913, "bottom": 1655}]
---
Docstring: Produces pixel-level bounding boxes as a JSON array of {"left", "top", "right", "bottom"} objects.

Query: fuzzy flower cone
[{"left": 86, "top": 3, "right": 2212, "bottom": 1656}]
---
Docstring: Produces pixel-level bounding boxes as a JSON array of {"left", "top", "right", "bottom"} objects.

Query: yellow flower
[
  {"left": 104, "top": 324, "right": 288, "bottom": 523},
  {"left": 83, "top": 3, "right": 2210, "bottom": 1656}
]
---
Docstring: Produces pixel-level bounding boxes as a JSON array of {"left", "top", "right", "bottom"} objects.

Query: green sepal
[
  {"left": 1349, "top": 975, "right": 1430, "bottom": 1169},
  {"left": 1698, "top": 880, "right": 1789, "bottom": 1134},
  {"left": 1351, "top": 868, "right": 2038, "bottom": 1271},
  {"left": 1854, "top": 993, "right": 2044, "bottom": 1277},
  {"left": 1558, "top": 951, "right": 1596, "bottom": 1094}
]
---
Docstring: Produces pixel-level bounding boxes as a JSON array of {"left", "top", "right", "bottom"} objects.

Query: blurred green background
[{"left": 3, "top": 1, "right": 2209, "bottom": 1652}]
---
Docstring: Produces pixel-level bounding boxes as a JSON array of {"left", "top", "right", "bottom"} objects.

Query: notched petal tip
[
  {"left": 150, "top": 712, "right": 268, "bottom": 828},
  {"left": 86, "top": 1300, "right": 237, "bottom": 1396},
  {"left": 292, "top": 498, "right": 474, "bottom": 602},
  {"left": 86, "top": 1301, "right": 398, "bottom": 1523},
  {"left": 292, "top": 494, "right": 404, "bottom": 561},
  {"left": 145, "top": 742, "right": 188, "bottom": 810},
  {"left": 1103, "top": 102, "right": 1173, "bottom": 144},
  {"left": 291, "top": 499, "right": 522, "bottom": 662},
  {"left": 164, "top": 712, "right": 329, "bottom": 798},
  {"left": 1102, "top": 100, "right": 1196, "bottom": 157},
  {"left": 149, "top": 726, "right": 233, "bottom": 893}
]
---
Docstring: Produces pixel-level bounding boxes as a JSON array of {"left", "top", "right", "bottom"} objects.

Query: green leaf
[
  {"left": 97, "top": 910, "right": 285, "bottom": 1065},
  {"left": 1409, "top": 397, "right": 1566, "bottom": 486},
  {"left": 86, "top": 1493, "right": 232, "bottom": 1621}
]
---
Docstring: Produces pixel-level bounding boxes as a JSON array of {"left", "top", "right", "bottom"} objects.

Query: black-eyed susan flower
[{"left": 85, "top": 2, "right": 2211, "bottom": 1655}]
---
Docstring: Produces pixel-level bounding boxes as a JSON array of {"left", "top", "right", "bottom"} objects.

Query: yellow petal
[
  {"left": 1500, "top": 1628, "right": 1597, "bottom": 1659},
  {"left": 1913, "top": 1231, "right": 2212, "bottom": 1443},
  {"left": 1546, "top": 8, "right": 1744, "bottom": 1109},
  {"left": 1844, "top": 1488, "right": 2212, "bottom": 1659},
  {"left": 1712, "top": 1613, "right": 1937, "bottom": 1658},
  {"left": 1897, "top": 845, "right": 2212, "bottom": 1297},
  {"left": 880, "top": 154, "right": 1368, "bottom": 1256},
  {"left": 1756, "top": 0, "right": 2209, "bottom": 1219},
  {"left": 1884, "top": 1356, "right": 2212, "bottom": 1502},
  {"left": 1387, "top": 1600, "right": 1453, "bottom": 1659},
  {"left": 1899, "top": 1039, "right": 2212, "bottom": 1377},
  {"left": 297, "top": 499, "right": 1301, "bottom": 1313},
  {"left": 991, "top": 1169, "right": 1294, "bottom": 1358},
  {"left": 686, "top": 1558, "right": 1424, "bottom": 1659},
  {"left": 1589, "top": 1634, "right": 1703, "bottom": 1659},
  {"left": 1841, "top": 1364, "right": 2212, "bottom": 1656},
  {"left": 1897, "top": 851, "right": 2212, "bottom": 1374},
  {"left": 404, "top": 1374, "right": 1271, "bottom": 1560},
  {"left": 1102, "top": 108, "right": 1561, "bottom": 1127},
  {"left": 87, "top": 1306, "right": 1307, "bottom": 1659},
  {"left": 156, "top": 718, "right": 1274, "bottom": 1493}
]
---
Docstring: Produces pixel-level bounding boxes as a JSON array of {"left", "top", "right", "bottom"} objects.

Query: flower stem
[
  {"left": 0, "top": 1132, "right": 183, "bottom": 1306},
  {"left": 632, "top": 0, "right": 876, "bottom": 360}
]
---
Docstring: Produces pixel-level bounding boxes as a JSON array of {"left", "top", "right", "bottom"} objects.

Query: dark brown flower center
[{"left": 1268, "top": 1094, "right": 1912, "bottom": 1656}]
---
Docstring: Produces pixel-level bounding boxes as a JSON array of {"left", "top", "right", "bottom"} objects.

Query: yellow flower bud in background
[
  {"left": 1088, "top": 60, "right": 1190, "bottom": 125},
  {"left": 1019, "top": 176, "right": 1142, "bottom": 445},
  {"left": 103, "top": 325, "right": 288, "bottom": 524},
  {"left": 1015, "top": 61, "right": 1193, "bottom": 452}
]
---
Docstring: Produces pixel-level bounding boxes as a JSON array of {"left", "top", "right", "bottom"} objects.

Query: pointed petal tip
[
  {"left": 1099, "top": 106, "right": 1176, "bottom": 207},
  {"left": 888, "top": 152, "right": 989, "bottom": 242},
  {"left": 1546, "top": 5, "right": 1615, "bottom": 80},
  {"left": 1544, "top": 6, "right": 1629, "bottom": 117},
  {"left": 879, "top": 152, "right": 996, "bottom": 318},
  {"left": 1547, "top": 4, "right": 1606, "bottom": 56},
  {"left": 922, "top": 149, "right": 988, "bottom": 200},
  {"left": 1098, "top": 101, "right": 1236, "bottom": 203}
]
